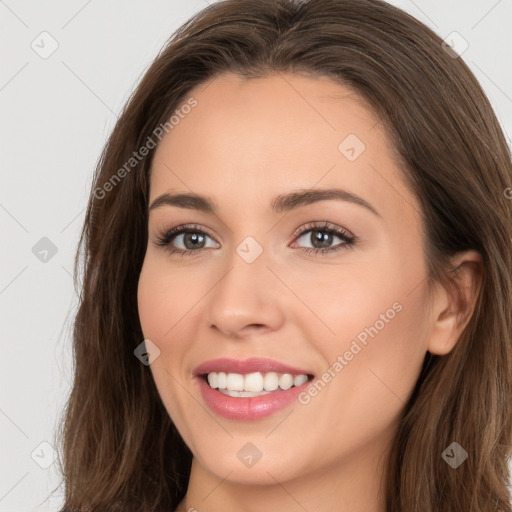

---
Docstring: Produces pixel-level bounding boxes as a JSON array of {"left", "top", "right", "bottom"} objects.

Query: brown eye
[
  {"left": 154, "top": 224, "right": 219, "bottom": 256},
  {"left": 292, "top": 221, "right": 356, "bottom": 255},
  {"left": 179, "top": 232, "right": 207, "bottom": 250}
]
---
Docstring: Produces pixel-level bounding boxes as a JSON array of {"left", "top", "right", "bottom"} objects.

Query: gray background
[{"left": 1, "top": 1, "right": 511, "bottom": 510}]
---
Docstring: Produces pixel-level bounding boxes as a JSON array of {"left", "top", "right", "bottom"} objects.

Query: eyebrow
[{"left": 148, "top": 188, "right": 381, "bottom": 218}]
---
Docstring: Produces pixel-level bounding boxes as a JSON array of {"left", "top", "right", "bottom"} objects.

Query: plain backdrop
[{"left": 1, "top": 1, "right": 511, "bottom": 510}]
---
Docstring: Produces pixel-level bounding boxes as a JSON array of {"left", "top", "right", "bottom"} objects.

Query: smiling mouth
[{"left": 201, "top": 371, "right": 315, "bottom": 397}]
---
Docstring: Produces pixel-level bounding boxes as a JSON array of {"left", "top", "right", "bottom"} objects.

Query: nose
[{"left": 206, "top": 243, "right": 285, "bottom": 339}]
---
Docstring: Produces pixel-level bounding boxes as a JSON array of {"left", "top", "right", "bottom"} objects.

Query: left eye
[
  {"left": 293, "top": 228, "right": 351, "bottom": 251},
  {"left": 290, "top": 222, "right": 355, "bottom": 254}
]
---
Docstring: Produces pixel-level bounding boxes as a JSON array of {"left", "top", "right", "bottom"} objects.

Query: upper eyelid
[{"left": 294, "top": 221, "right": 353, "bottom": 236}]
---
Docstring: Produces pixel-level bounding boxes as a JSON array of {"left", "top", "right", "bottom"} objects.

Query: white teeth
[
  {"left": 220, "top": 389, "right": 271, "bottom": 397},
  {"left": 206, "top": 371, "right": 310, "bottom": 393},
  {"left": 217, "top": 372, "right": 227, "bottom": 389},
  {"left": 294, "top": 374, "right": 308, "bottom": 387},
  {"left": 226, "top": 373, "right": 244, "bottom": 391},
  {"left": 207, "top": 372, "right": 217, "bottom": 388},
  {"left": 279, "top": 373, "right": 293, "bottom": 390},
  {"left": 244, "top": 372, "right": 264, "bottom": 392},
  {"left": 263, "top": 372, "right": 279, "bottom": 391}
]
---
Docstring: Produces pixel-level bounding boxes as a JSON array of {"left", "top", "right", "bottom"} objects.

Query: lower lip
[{"left": 195, "top": 376, "right": 313, "bottom": 421}]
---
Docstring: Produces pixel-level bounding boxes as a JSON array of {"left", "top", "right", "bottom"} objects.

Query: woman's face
[{"left": 137, "top": 72, "right": 432, "bottom": 486}]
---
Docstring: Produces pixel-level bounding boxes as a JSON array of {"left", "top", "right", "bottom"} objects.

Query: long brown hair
[{"left": 55, "top": 0, "right": 512, "bottom": 510}]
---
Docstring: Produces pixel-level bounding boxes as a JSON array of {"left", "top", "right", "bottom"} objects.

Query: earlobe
[{"left": 426, "top": 250, "right": 484, "bottom": 356}]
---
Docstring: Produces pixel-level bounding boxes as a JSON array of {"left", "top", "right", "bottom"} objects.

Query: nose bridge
[{"left": 206, "top": 235, "right": 284, "bottom": 336}]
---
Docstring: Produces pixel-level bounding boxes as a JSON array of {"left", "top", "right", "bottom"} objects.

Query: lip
[
  {"left": 195, "top": 374, "right": 314, "bottom": 421},
  {"left": 193, "top": 357, "right": 314, "bottom": 377},
  {"left": 193, "top": 358, "right": 316, "bottom": 421}
]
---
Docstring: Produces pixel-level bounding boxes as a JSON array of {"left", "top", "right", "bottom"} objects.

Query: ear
[{"left": 427, "top": 250, "right": 484, "bottom": 356}]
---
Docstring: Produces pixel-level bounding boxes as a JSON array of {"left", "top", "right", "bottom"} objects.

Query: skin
[{"left": 137, "top": 72, "right": 483, "bottom": 512}]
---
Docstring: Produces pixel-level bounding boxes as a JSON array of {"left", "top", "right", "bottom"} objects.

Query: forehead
[{"left": 149, "top": 72, "right": 418, "bottom": 220}]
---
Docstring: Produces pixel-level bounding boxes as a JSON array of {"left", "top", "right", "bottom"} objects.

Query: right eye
[{"left": 154, "top": 224, "right": 219, "bottom": 256}]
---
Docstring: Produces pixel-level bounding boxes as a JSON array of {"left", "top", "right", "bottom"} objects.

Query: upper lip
[{"left": 194, "top": 358, "right": 314, "bottom": 376}]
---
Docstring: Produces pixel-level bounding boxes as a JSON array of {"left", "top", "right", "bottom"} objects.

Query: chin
[{"left": 193, "top": 442, "right": 316, "bottom": 486}]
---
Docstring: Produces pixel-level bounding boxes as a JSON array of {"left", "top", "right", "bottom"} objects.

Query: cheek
[
  {"left": 137, "top": 255, "right": 204, "bottom": 342},
  {"left": 137, "top": 257, "right": 202, "bottom": 429},
  {"left": 282, "top": 252, "right": 419, "bottom": 344},
  {"left": 289, "top": 251, "right": 429, "bottom": 407},
  {"left": 282, "top": 270, "right": 428, "bottom": 466}
]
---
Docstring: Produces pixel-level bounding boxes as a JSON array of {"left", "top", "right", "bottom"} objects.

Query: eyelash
[{"left": 153, "top": 221, "right": 356, "bottom": 258}]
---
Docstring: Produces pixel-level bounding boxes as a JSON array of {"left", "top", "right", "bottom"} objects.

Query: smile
[
  {"left": 205, "top": 371, "right": 310, "bottom": 396},
  {"left": 193, "top": 357, "right": 316, "bottom": 420}
]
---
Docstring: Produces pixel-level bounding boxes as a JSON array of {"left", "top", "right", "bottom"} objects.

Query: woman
[{"left": 57, "top": 0, "right": 512, "bottom": 510}]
